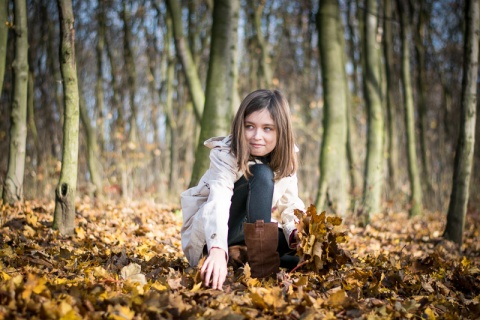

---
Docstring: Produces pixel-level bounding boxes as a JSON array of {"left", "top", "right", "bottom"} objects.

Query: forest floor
[{"left": 0, "top": 199, "right": 479, "bottom": 319}]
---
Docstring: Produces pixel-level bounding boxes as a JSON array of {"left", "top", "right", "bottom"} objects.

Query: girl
[{"left": 180, "top": 89, "right": 305, "bottom": 290}]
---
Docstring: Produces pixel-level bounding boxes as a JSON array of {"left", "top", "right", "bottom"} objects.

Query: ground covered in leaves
[{"left": 0, "top": 199, "right": 479, "bottom": 319}]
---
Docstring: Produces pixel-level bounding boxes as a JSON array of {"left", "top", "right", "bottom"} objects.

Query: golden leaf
[
  {"left": 75, "top": 227, "right": 86, "bottom": 240},
  {"left": 107, "top": 304, "right": 135, "bottom": 320},
  {"left": 327, "top": 288, "right": 347, "bottom": 307},
  {"left": 151, "top": 281, "right": 168, "bottom": 292},
  {"left": 190, "top": 282, "right": 202, "bottom": 292},
  {"left": 25, "top": 212, "right": 38, "bottom": 227},
  {"left": 120, "top": 263, "right": 146, "bottom": 285}
]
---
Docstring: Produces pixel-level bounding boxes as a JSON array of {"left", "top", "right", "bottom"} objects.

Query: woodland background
[
  {"left": 0, "top": 0, "right": 479, "bottom": 318},
  {"left": 0, "top": 0, "right": 478, "bottom": 217}
]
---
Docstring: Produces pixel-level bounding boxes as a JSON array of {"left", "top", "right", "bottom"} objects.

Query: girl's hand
[{"left": 200, "top": 247, "right": 227, "bottom": 290}]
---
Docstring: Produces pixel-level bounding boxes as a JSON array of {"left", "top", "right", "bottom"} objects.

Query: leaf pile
[
  {"left": 295, "top": 204, "right": 351, "bottom": 273},
  {"left": 0, "top": 199, "right": 479, "bottom": 319}
]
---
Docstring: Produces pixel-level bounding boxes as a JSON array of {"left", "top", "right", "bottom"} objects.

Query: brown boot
[
  {"left": 227, "top": 245, "right": 248, "bottom": 270},
  {"left": 243, "top": 220, "right": 280, "bottom": 278}
]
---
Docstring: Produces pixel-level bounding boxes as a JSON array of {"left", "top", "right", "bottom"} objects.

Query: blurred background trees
[{"left": 0, "top": 0, "right": 478, "bottom": 230}]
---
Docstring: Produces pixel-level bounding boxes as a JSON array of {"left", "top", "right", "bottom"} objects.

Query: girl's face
[{"left": 244, "top": 109, "right": 277, "bottom": 157}]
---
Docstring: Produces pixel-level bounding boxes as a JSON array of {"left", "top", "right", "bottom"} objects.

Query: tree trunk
[
  {"left": 413, "top": 0, "right": 433, "bottom": 196},
  {"left": 165, "top": 13, "right": 178, "bottom": 195},
  {"left": 342, "top": 3, "right": 362, "bottom": 197},
  {"left": 0, "top": 0, "right": 8, "bottom": 95},
  {"left": 3, "top": 0, "right": 29, "bottom": 204},
  {"left": 53, "top": 0, "right": 79, "bottom": 236},
  {"left": 247, "top": 0, "right": 273, "bottom": 88},
  {"left": 397, "top": 0, "right": 423, "bottom": 217},
  {"left": 105, "top": 11, "right": 126, "bottom": 199},
  {"left": 166, "top": 0, "right": 205, "bottom": 122},
  {"left": 228, "top": 3, "right": 240, "bottom": 121},
  {"left": 362, "top": 0, "right": 384, "bottom": 221},
  {"left": 44, "top": 2, "right": 62, "bottom": 160},
  {"left": 122, "top": 2, "right": 138, "bottom": 145},
  {"left": 443, "top": 0, "right": 479, "bottom": 245},
  {"left": 314, "top": 0, "right": 349, "bottom": 215},
  {"left": 95, "top": 1, "right": 106, "bottom": 153},
  {"left": 383, "top": 0, "right": 399, "bottom": 191},
  {"left": 27, "top": 70, "right": 40, "bottom": 165},
  {"left": 346, "top": 1, "right": 360, "bottom": 97},
  {"left": 79, "top": 86, "right": 102, "bottom": 199},
  {"left": 189, "top": 0, "right": 238, "bottom": 187}
]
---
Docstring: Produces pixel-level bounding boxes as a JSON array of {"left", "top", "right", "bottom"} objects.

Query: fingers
[
  {"left": 200, "top": 256, "right": 227, "bottom": 290},
  {"left": 211, "top": 264, "right": 227, "bottom": 290}
]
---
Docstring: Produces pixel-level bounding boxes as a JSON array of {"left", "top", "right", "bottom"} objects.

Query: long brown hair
[{"left": 231, "top": 89, "right": 297, "bottom": 179}]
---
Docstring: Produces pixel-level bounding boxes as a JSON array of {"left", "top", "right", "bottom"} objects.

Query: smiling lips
[{"left": 250, "top": 143, "right": 264, "bottom": 148}]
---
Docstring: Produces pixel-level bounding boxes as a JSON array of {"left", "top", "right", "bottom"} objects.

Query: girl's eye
[
  {"left": 264, "top": 127, "right": 273, "bottom": 132},
  {"left": 245, "top": 125, "right": 254, "bottom": 130}
]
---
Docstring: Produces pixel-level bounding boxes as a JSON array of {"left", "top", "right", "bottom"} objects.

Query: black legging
[{"left": 227, "top": 163, "right": 294, "bottom": 257}]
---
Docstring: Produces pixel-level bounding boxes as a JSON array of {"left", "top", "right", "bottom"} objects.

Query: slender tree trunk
[
  {"left": 95, "top": 1, "right": 106, "bottom": 153},
  {"left": 27, "top": 69, "right": 42, "bottom": 181},
  {"left": 3, "top": 0, "right": 29, "bottom": 204},
  {"left": 189, "top": 0, "right": 238, "bottom": 187},
  {"left": 247, "top": 0, "right": 273, "bottom": 88},
  {"left": 443, "top": 0, "right": 479, "bottom": 245},
  {"left": 398, "top": 0, "right": 423, "bottom": 217},
  {"left": 165, "top": 13, "right": 178, "bottom": 195},
  {"left": 44, "top": 2, "right": 62, "bottom": 159},
  {"left": 383, "top": 0, "right": 398, "bottom": 191},
  {"left": 27, "top": 70, "right": 39, "bottom": 151},
  {"left": 362, "top": 0, "right": 384, "bottom": 221},
  {"left": 144, "top": 22, "right": 162, "bottom": 195},
  {"left": 53, "top": 0, "right": 80, "bottom": 236},
  {"left": 315, "top": 0, "right": 348, "bottom": 215},
  {"left": 79, "top": 87, "right": 102, "bottom": 199},
  {"left": 122, "top": 2, "right": 138, "bottom": 145},
  {"left": 0, "top": 0, "right": 8, "bottom": 95},
  {"left": 412, "top": 1, "right": 433, "bottom": 198},
  {"left": 342, "top": 3, "right": 362, "bottom": 197},
  {"left": 166, "top": 0, "right": 205, "bottom": 122},
  {"left": 228, "top": 3, "right": 240, "bottom": 120},
  {"left": 440, "top": 72, "right": 453, "bottom": 138},
  {"left": 346, "top": 87, "right": 361, "bottom": 196},
  {"left": 105, "top": 15, "right": 126, "bottom": 199},
  {"left": 346, "top": 1, "right": 360, "bottom": 97}
]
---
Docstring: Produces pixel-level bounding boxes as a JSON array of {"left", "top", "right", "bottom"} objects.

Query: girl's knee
[{"left": 250, "top": 164, "right": 274, "bottom": 184}]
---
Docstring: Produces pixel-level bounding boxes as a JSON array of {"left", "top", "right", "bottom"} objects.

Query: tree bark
[
  {"left": 44, "top": 2, "right": 62, "bottom": 160},
  {"left": 27, "top": 70, "right": 40, "bottom": 164},
  {"left": 314, "top": 0, "right": 348, "bottom": 215},
  {"left": 342, "top": 3, "right": 362, "bottom": 197},
  {"left": 53, "top": 0, "right": 79, "bottom": 236},
  {"left": 189, "top": 0, "right": 238, "bottom": 187},
  {"left": 397, "top": 0, "right": 423, "bottom": 217},
  {"left": 0, "top": 0, "right": 8, "bottom": 95},
  {"left": 413, "top": 0, "right": 432, "bottom": 195},
  {"left": 79, "top": 86, "right": 102, "bottom": 199},
  {"left": 164, "top": 12, "right": 178, "bottom": 195},
  {"left": 95, "top": 1, "right": 106, "bottom": 153},
  {"left": 228, "top": 2, "right": 240, "bottom": 121},
  {"left": 443, "top": 0, "right": 479, "bottom": 245},
  {"left": 362, "top": 0, "right": 385, "bottom": 221},
  {"left": 122, "top": 2, "right": 138, "bottom": 145},
  {"left": 166, "top": 0, "right": 205, "bottom": 122},
  {"left": 383, "top": 0, "right": 399, "bottom": 191},
  {"left": 346, "top": 1, "right": 360, "bottom": 97},
  {"left": 247, "top": 0, "right": 273, "bottom": 88},
  {"left": 3, "top": 0, "right": 29, "bottom": 204}
]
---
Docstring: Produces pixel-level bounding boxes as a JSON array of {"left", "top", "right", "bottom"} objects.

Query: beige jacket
[{"left": 180, "top": 136, "right": 305, "bottom": 266}]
